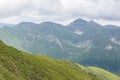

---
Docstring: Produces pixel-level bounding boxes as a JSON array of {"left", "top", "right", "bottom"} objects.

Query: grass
[
  {"left": 0, "top": 41, "right": 120, "bottom": 80},
  {"left": 0, "top": 41, "right": 100, "bottom": 80},
  {"left": 86, "top": 67, "right": 120, "bottom": 80}
]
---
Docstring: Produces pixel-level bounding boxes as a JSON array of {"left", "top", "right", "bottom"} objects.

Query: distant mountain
[
  {"left": 67, "top": 19, "right": 120, "bottom": 75},
  {"left": 0, "top": 41, "right": 120, "bottom": 80},
  {"left": 0, "top": 23, "right": 15, "bottom": 28},
  {"left": 0, "top": 19, "right": 120, "bottom": 75},
  {"left": 104, "top": 25, "right": 120, "bottom": 29}
]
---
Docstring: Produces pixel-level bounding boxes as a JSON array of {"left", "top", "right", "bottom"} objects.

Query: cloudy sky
[{"left": 0, "top": 0, "right": 120, "bottom": 25}]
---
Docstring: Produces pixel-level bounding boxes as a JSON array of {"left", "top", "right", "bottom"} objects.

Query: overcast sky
[{"left": 0, "top": 0, "right": 120, "bottom": 26}]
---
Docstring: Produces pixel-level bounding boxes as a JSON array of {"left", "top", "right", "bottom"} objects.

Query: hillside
[
  {"left": 87, "top": 67, "right": 120, "bottom": 80},
  {"left": 77, "top": 64, "right": 120, "bottom": 80},
  {"left": 0, "top": 41, "right": 101, "bottom": 80},
  {"left": 0, "top": 41, "right": 120, "bottom": 80},
  {"left": 0, "top": 19, "right": 120, "bottom": 75}
]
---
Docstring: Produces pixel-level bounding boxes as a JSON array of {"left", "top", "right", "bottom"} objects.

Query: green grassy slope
[
  {"left": 86, "top": 67, "right": 120, "bottom": 80},
  {"left": 77, "top": 64, "right": 120, "bottom": 80},
  {"left": 0, "top": 41, "right": 100, "bottom": 80},
  {"left": 0, "top": 21, "right": 120, "bottom": 75},
  {"left": 0, "top": 41, "right": 120, "bottom": 80}
]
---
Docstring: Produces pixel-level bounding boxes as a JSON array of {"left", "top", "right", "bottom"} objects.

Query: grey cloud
[
  {"left": 0, "top": 0, "right": 120, "bottom": 24},
  {"left": 0, "top": 0, "right": 31, "bottom": 18},
  {"left": 35, "top": 0, "right": 63, "bottom": 15},
  {"left": 61, "top": 0, "right": 120, "bottom": 21}
]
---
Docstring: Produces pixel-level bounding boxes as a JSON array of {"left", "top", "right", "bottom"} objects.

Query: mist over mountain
[{"left": 0, "top": 18, "right": 120, "bottom": 75}]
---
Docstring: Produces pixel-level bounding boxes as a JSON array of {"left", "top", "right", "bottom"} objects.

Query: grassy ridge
[
  {"left": 0, "top": 41, "right": 120, "bottom": 80},
  {"left": 76, "top": 64, "right": 120, "bottom": 80},
  {"left": 86, "top": 67, "right": 120, "bottom": 80},
  {"left": 0, "top": 41, "right": 99, "bottom": 80}
]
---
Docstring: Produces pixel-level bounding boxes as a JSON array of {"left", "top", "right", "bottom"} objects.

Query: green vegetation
[
  {"left": 0, "top": 19, "right": 120, "bottom": 75},
  {"left": 86, "top": 67, "right": 120, "bottom": 80},
  {"left": 77, "top": 64, "right": 120, "bottom": 80},
  {"left": 0, "top": 41, "right": 100, "bottom": 80},
  {"left": 0, "top": 41, "right": 120, "bottom": 80}
]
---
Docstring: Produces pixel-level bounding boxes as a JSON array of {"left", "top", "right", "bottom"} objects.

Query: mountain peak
[
  {"left": 41, "top": 21, "right": 57, "bottom": 25},
  {"left": 17, "top": 22, "right": 37, "bottom": 25},
  {"left": 67, "top": 18, "right": 88, "bottom": 30},
  {"left": 73, "top": 18, "right": 88, "bottom": 24},
  {"left": 40, "top": 21, "right": 64, "bottom": 27},
  {"left": 15, "top": 22, "right": 38, "bottom": 28}
]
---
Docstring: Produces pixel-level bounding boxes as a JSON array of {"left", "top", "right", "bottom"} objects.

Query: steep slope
[
  {"left": 1, "top": 41, "right": 120, "bottom": 80},
  {"left": 0, "top": 41, "right": 101, "bottom": 80}
]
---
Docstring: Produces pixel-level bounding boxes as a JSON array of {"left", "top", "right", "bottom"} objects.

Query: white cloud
[
  {"left": 0, "top": 0, "right": 30, "bottom": 18},
  {"left": 0, "top": 0, "right": 120, "bottom": 25},
  {"left": 60, "top": 0, "right": 120, "bottom": 20}
]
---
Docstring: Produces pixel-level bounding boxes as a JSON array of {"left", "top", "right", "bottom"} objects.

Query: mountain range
[
  {"left": 0, "top": 40, "right": 120, "bottom": 80},
  {"left": 0, "top": 23, "right": 14, "bottom": 28},
  {"left": 0, "top": 19, "right": 120, "bottom": 75}
]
